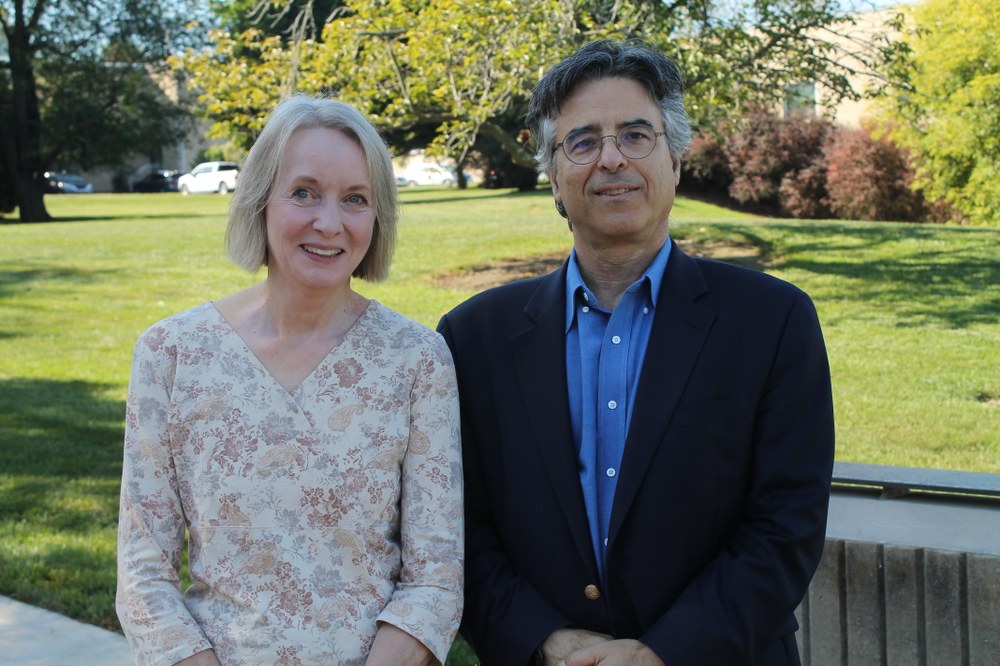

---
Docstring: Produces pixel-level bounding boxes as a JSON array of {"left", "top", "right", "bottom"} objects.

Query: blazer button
[{"left": 584, "top": 584, "right": 601, "bottom": 601}]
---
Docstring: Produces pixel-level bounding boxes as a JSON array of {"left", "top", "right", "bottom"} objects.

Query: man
[{"left": 437, "top": 40, "right": 834, "bottom": 666}]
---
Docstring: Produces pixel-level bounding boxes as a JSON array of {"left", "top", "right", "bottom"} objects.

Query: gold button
[{"left": 584, "top": 584, "right": 601, "bottom": 601}]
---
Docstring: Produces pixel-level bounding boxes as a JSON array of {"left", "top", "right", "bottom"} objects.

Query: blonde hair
[{"left": 226, "top": 95, "right": 398, "bottom": 282}]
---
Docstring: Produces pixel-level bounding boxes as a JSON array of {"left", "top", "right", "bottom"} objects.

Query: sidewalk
[{"left": 0, "top": 596, "right": 134, "bottom": 666}]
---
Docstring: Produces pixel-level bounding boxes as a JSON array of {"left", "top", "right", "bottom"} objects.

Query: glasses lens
[
  {"left": 618, "top": 125, "right": 657, "bottom": 159},
  {"left": 563, "top": 130, "right": 601, "bottom": 164}
]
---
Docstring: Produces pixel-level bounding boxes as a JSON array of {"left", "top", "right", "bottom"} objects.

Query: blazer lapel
[
  {"left": 608, "top": 244, "right": 716, "bottom": 541},
  {"left": 512, "top": 266, "right": 600, "bottom": 576}
]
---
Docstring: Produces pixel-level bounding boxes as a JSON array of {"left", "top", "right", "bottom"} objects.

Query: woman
[{"left": 116, "top": 96, "right": 463, "bottom": 666}]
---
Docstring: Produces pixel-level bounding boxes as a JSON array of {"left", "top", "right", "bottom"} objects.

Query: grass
[{"left": 1, "top": 189, "right": 998, "bottom": 662}]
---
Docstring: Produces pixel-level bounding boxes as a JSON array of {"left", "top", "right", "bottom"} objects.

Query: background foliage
[
  {"left": 875, "top": 0, "right": 999, "bottom": 225},
  {"left": 0, "top": 0, "right": 207, "bottom": 220},
  {"left": 179, "top": 0, "right": 871, "bottom": 175},
  {"left": 683, "top": 110, "right": 933, "bottom": 222}
]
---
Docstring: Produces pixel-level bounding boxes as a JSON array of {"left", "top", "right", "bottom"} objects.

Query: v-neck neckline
[{"left": 208, "top": 300, "right": 374, "bottom": 397}]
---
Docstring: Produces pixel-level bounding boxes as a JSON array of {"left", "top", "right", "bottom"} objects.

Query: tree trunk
[
  {"left": 3, "top": 2, "right": 53, "bottom": 222},
  {"left": 14, "top": 173, "right": 50, "bottom": 222},
  {"left": 479, "top": 121, "right": 537, "bottom": 170}
]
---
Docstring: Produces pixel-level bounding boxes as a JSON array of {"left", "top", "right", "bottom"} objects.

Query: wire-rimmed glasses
[{"left": 555, "top": 124, "right": 667, "bottom": 165}]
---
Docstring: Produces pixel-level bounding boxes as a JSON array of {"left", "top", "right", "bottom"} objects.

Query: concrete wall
[{"left": 795, "top": 464, "right": 1000, "bottom": 665}]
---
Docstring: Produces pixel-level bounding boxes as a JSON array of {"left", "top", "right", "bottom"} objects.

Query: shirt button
[
  {"left": 606, "top": 467, "right": 616, "bottom": 477},
  {"left": 582, "top": 306, "right": 590, "bottom": 313},
  {"left": 643, "top": 306, "right": 649, "bottom": 315},
  {"left": 584, "top": 584, "right": 601, "bottom": 601},
  {"left": 611, "top": 335, "right": 621, "bottom": 344},
  {"left": 583, "top": 292, "right": 590, "bottom": 302},
  {"left": 608, "top": 400, "right": 617, "bottom": 410}
]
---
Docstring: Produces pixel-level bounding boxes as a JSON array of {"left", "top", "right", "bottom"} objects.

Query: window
[{"left": 784, "top": 82, "right": 816, "bottom": 117}]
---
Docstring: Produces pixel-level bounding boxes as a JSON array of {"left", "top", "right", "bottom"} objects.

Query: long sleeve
[
  {"left": 376, "top": 335, "right": 464, "bottom": 664},
  {"left": 642, "top": 292, "right": 835, "bottom": 663},
  {"left": 438, "top": 305, "right": 574, "bottom": 665},
  {"left": 116, "top": 326, "right": 213, "bottom": 666}
]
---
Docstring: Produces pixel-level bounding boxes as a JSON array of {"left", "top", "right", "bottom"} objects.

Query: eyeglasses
[{"left": 555, "top": 124, "right": 667, "bottom": 165}]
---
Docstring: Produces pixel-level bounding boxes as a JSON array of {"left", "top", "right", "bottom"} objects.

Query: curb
[{"left": 0, "top": 596, "right": 133, "bottom": 665}]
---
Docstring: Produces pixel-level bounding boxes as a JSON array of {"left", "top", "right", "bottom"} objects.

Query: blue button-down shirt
[{"left": 565, "top": 238, "right": 671, "bottom": 580}]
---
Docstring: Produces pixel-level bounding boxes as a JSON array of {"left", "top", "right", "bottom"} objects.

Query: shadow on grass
[
  {"left": 399, "top": 187, "right": 551, "bottom": 207},
  {"left": 0, "top": 377, "right": 124, "bottom": 627},
  {"left": 52, "top": 210, "right": 225, "bottom": 223},
  {"left": 0, "top": 377, "right": 124, "bottom": 479},
  {"left": 0, "top": 266, "right": 118, "bottom": 298},
  {"left": 731, "top": 223, "right": 1000, "bottom": 329},
  {"left": 2, "top": 211, "right": 224, "bottom": 225}
]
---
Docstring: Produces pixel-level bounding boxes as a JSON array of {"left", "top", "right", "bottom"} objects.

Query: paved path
[{"left": 0, "top": 596, "right": 133, "bottom": 665}]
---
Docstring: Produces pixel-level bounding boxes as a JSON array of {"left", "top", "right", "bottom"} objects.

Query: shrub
[
  {"left": 724, "top": 110, "right": 831, "bottom": 215},
  {"left": 824, "top": 126, "right": 926, "bottom": 222},
  {"left": 682, "top": 132, "right": 731, "bottom": 195},
  {"left": 684, "top": 111, "right": 937, "bottom": 222},
  {"left": 780, "top": 164, "right": 830, "bottom": 219}
]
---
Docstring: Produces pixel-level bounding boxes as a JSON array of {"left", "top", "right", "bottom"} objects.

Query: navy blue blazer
[{"left": 437, "top": 240, "right": 835, "bottom": 665}]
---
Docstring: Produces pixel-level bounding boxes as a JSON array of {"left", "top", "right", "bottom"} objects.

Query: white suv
[{"left": 178, "top": 161, "right": 240, "bottom": 195}]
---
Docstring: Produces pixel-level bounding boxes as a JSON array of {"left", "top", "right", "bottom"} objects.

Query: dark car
[
  {"left": 43, "top": 172, "right": 93, "bottom": 194},
  {"left": 132, "top": 169, "right": 180, "bottom": 193}
]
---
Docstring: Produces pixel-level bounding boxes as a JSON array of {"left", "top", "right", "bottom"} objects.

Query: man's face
[{"left": 549, "top": 76, "right": 680, "bottom": 252}]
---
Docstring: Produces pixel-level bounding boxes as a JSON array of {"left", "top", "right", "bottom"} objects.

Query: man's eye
[
  {"left": 569, "top": 134, "right": 597, "bottom": 153},
  {"left": 621, "top": 128, "right": 653, "bottom": 144}
]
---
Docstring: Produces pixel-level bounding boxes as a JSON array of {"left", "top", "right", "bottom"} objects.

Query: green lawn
[{"left": 1, "top": 189, "right": 998, "bottom": 662}]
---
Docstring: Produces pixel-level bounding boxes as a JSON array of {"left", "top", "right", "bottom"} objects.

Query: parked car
[
  {"left": 397, "top": 164, "right": 455, "bottom": 187},
  {"left": 177, "top": 161, "right": 240, "bottom": 195},
  {"left": 43, "top": 172, "right": 93, "bottom": 194},
  {"left": 132, "top": 169, "right": 180, "bottom": 193}
]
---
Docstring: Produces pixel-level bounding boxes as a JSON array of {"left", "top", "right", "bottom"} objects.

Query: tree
[
  {"left": 180, "top": 0, "right": 873, "bottom": 185},
  {"left": 0, "top": 0, "right": 204, "bottom": 222},
  {"left": 876, "top": 0, "right": 999, "bottom": 225}
]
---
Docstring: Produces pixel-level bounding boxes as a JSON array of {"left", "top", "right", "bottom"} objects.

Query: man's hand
[
  {"left": 561, "top": 639, "right": 665, "bottom": 666},
  {"left": 540, "top": 628, "right": 612, "bottom": 665},
  {"left": 365, "top": 622, "right": 436, "bottom": 666}
]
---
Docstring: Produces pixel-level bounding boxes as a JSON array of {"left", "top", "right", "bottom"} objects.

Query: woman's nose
[{"left": 312, "top": 201, "right": 344, "bottom": 233}]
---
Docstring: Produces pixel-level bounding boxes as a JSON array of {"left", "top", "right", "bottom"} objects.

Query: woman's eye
[
  {"left": 344, "top": 194, "right": 370, "bottom": 208},
  {"left": 292, "top": 187, "right": 311, "bottom": 199}
]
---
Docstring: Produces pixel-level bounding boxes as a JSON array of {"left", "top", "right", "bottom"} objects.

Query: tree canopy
[
  {"left": 877, "top": 0, "right": 999, "bottom": 225},
  {"left": 1, "top": 0, "right": 205, "bottom": 221},
  {"left": 181, "top": 0, "right": 871, "bottom": 181}
]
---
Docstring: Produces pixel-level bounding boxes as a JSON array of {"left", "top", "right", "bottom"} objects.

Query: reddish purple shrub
[
  {"left": 780, "top": 164, "right": 831, "bottom": 218},
  {"left": 824, "top": 127, "right": 926, "bottom": 222},
  {"left": 683, "top": 133, "right": 730, "bottom": 193},
  {"left": 724, "top": 110, "right": 831, "bottom": 215}
]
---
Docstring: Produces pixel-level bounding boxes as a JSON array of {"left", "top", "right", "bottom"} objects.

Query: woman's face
[{"left": 264, "top": 127, "right": 376, "bottom": 295}]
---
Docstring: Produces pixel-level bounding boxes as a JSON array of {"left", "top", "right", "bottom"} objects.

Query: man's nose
[{"left": 596, "top": 135, "right": 627, "bottom": 168}]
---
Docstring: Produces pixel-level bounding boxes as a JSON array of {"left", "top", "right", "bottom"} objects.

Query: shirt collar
[{"left": 565, "top": 236, "right": 672, "bottom": 333}]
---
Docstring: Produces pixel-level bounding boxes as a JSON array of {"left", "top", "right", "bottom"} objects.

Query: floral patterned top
[{"left": 116, "top": 301, "right": 463, "bottom": 666}]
